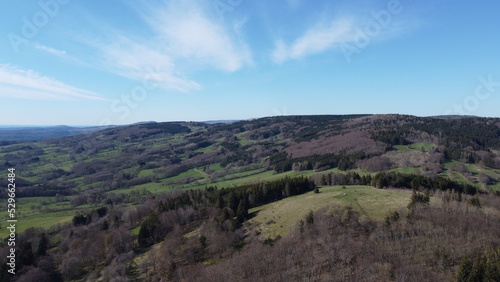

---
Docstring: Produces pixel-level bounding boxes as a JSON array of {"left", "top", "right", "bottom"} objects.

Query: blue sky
[{"left": 1, "top": 0, "right": 499, "bottom": 125}]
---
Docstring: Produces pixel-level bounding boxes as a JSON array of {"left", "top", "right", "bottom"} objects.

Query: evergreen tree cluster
[
  {"left": 371, "top": 117, "right": 500, "bottom": 150},
  {"left": 370, "top": 172, "right": 478, "bottom": 195},
  {"left": 457, "top": 248, "right": 500, "bottom": 282},
  {"left": 315, "top": 171, "right": 478, "bottom": 195},
  {"left": 72, "top": 206, "right": 108, "bottom": 226},
  {"left": 408, "top": 191, "right": 430, "bottom": 207},
  {"left": 372, "top": 129, "right": 410, "bottom": 146},
  {"left": 319, "top": 171, "right": 373, "bottom": 186},
  {"left": 138, "top": 176, "right": 315, "bottom": 247},
  {"left": 413, "top": 118, "right": 500, "bottom": 150},
  {"left": 0, "top": 233, "right": 55, "bottom": 282},
  {"left": 157, "top": 176, "right": 314, "bottom": 214}
]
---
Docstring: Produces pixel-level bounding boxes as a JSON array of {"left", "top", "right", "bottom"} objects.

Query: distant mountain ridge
[
  {"left": 0, "top": 125, "right": 114, "bottom": 141},
  {"left": 2, "top": 115, "right": 493, "bottom": 141},
  {"left": 0, "top": 120, "right": 239, "bottom": 141}
]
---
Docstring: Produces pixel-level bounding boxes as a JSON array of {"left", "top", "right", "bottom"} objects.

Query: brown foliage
[
  {"left": 357, "top": 156, "right": 393, "bottom": 172},
  {"left": 285, "top": 130, "right": 386, "bottom": 158},
  {"left": 168, "top": 195, "right": 500, "bottom": 281}
]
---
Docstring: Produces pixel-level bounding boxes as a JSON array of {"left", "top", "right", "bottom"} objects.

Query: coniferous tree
[
  {"left": 138, "top": 213, "right": 159, "bottom": 248},
  {"left": 236, "top": 199, "right": 248, "bottom": 223},
  {"left": 36, "top": 233, "right": 49, "bottom": 256},
  {"left": 457, "top": 255, "right": 473, "bottom": 282},
  {"left": 18, "top": 241, "right": 34, "bottom": 267}
]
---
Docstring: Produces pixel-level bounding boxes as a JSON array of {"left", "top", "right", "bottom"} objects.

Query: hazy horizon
[{"left": 0, "top": 112, "right": 498, "bottom": 127}]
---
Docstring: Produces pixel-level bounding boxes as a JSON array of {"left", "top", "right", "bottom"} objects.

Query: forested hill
[
  {"left": 1, "top": 114, "right": 500, "bottom": 281},
  {"left": 2, "top": 114, "right": 500, "bottom": 197}
]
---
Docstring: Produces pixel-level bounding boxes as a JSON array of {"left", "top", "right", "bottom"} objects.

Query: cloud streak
[
  {"left": 97, "top": 36, "right": 202, "bottom": 93},
  {"left": 0, "top": 64, "right": 106, "bottom": 101},
  {"left": 85, "top": 0, "right": 251, "bottom": 93},
  {"left": 34, "top": 44, "right": 67, "bottom": 57},
  {"left": 146, "top": 0, "right": 252, "bottom": 72},
  {"left": 272, "top": 4, "right": 410, "bottom": 64},
  {"left": 272, "top": 18, "right": 357, "bottom": 63}
]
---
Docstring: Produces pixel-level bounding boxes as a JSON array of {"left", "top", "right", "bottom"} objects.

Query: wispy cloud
[
  {"left": 83, "top": 0, "right": 251, "bottom": 93},
  {"left": 272, "top": 18, "right": 357, "bottom": 63},
  {"left": 97, "top": 36, "right": 201, "bottom": 92},
  {"left": 272, "top": 9, "right": 411, "bottom": 64},
  {"left": 0, "top": 64, "right": 106, "bottom": 101},
  {"left": 34, "top": 44, "right": 67, "bottom": 57},
  {"left": 145, "top": 0, "right": 252, "bottom": 72}
]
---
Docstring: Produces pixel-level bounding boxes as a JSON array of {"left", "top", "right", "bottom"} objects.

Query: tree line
[{"left": 138, "top": 176, "right": 315, "bottom": 247}]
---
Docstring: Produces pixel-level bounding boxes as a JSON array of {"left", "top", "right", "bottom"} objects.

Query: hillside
[
  {"left": 1, "top": 114, "right": 500, "bottom": 281},
  {"left": 3, "top": 115, "right": 500, "bottom": 196}
]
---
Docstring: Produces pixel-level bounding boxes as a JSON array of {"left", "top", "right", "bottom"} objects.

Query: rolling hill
[{"left": 1, "top": 114, "right": 500, "bottom": 281}]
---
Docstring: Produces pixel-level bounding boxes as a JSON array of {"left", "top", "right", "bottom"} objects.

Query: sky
[{"left": 1, "top": 0, "right": 499, "bottom": 126}]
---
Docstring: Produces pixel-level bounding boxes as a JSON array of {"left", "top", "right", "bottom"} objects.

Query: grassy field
[
  {"left": 446, "top": 171, "right": 472, "bottom": 184},
  {"left": 195, "top": 144, "right": 215, "bottom": 153},
  {"left": 208, "top": 163, "right": 224, "bottom": 172},
  {"left": 0, "top": 212, "right": 73, "bottom": 238},
  {"left": 109, "top": 181, "right": 173, "bottom": 194},
  {"left": 488, "top": 182, "right": 500, "bottom": 191},
  {"left": 0, "top": 199, "right": 129, "bottom": 238},
  {"left": 443, "top": 160, "right": 462, "bottom": 170},
  {"left": 248, "top": 185, "right": 412, "bottom": 239},
  {"left": 235, "top": 132, "right": 253, "bottom": 146},
  {"left": 466, "top": 164, "right": 500, "bottom": 179},
  {"left": 138, "top": 168, "right": 157, "bottom": 177},
  {"left": 389, "top": 167, "right": 423, "bottom": 174},
  {"left": 393, "top": 143, "right": 436, "bottom": 152}
]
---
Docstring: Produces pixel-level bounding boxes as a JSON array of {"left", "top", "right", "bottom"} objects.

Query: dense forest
[{"left": 1, "top": 114, "right": 500, "bottom": 281}]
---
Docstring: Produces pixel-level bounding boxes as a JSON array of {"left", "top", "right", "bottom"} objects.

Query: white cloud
[
  {"left": 97, "top": 36, "right": 201, "bottom": 93},
  {"left": 272, "top": 18, "right": 356, "bottom": 63},
  {"left": 85, "top": 1, "right": 251, "bottom": 93},
  {"left": 34, "top": 44, "right": 67, "bottom": 57},
  {"left": 271, "top": 8, "right": 412, "bottom": 64},
  {"left": 0, "top": 64, "right": 106, "bottom": 101},
  {"left": 144, "top": 0, "right": 252, "bottom": 72}
]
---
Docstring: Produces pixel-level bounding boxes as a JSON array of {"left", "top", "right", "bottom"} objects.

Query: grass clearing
[
  {"left": 108, "top": 182, "right": 173, "bottom": 194},
  {"left": 443, "top": 160, "right": 462, "bottom": 170},
  {"left": 393, "top": 145, "right": 411, "bottom": 152},
  {"left": 488, "top": 182, "right": 500, "bottom": 191},
  {"left": 390, "top": 167, "right": 423, "bottom": 174},
  {"left": 209, "top": 163, "right": 224, "bottom": 172},
  {"left": 394, "top": 143, "right": 435, "bottom": 152},
  {"left": 195, "top": 145, "right": 215, "bottom": 153},
  {"left": 446, "top": 171, "right": 473, "bottom": 184},
  {"left": 130, "top": 225, "right": 141, "bottom": 236},
  {"left": 0, "top": 213, "right": 73, "bottom": 238},
  {"left": 166, "top": 168, "right": 206, "bottom": 182},
  {"left": 138, "top": 168, "right": 157, "bottom": 177},
  {"left": 235, "top": 132, "right": 253, "bottom": 146},
  {"left": 466, "top": 164, "right": 500, "bottom": 179},
  {"left": 248, "top": 185, "right": 412, "bottom": 239}
]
